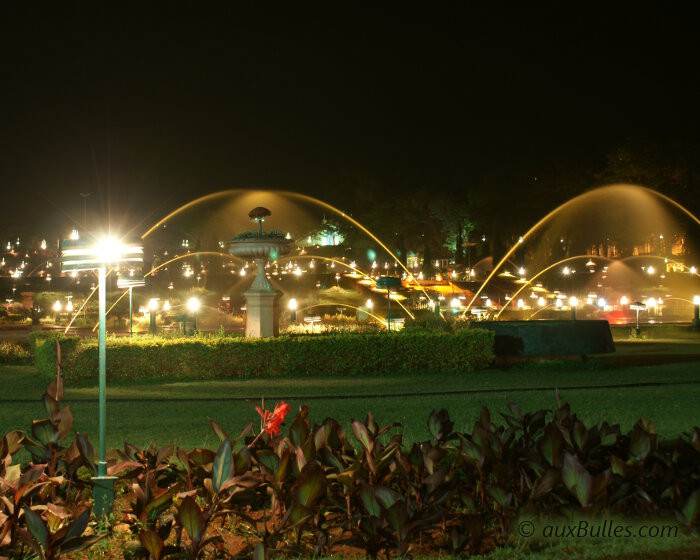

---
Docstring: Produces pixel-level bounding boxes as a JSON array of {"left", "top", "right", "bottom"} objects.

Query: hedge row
[
  {"left": 0, "top": 341, "right": 32, "bottom": 365},
  {"left": 35, "top": 329, "right": 495, "bottom": 380}
]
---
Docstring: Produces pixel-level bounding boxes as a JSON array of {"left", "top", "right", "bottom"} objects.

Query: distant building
[{"left": 300, "top": 216, "right": 345, "bottom": 247}]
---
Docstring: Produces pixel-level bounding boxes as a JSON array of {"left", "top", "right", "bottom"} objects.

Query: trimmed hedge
[
  {"left": 31, "top": 332, "right": 81, "bottom": 373},
  {"left": 34, "top": 329, "right": 495, "bottom": 381},
  {"left": 0, "top": 341, "right": 32, "bottom": 365}
]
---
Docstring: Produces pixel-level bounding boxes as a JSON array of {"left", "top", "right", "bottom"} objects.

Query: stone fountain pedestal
[{"left": 229, "top": 238, "right": 291, "bottom": 338}]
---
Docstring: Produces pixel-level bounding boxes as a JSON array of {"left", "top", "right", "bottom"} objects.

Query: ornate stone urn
[{"left": 227, "top": 207, "right": 292, "bottom": 337}]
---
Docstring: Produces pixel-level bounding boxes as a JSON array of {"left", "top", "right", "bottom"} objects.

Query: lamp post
[
  {"left": 569, "top": 296, "right": 578, "bottom": 321},
  {"left": 188, "top": 297, "right": 200, "bottom": 334},
  {"left": 79, "top": 192, "right": 90, "bottom": 229},
  {"left": 288, "top": 298, "right": 297, "bottom": 324},
  {"left": 148, "top": 298, "right": 159, "bottom": 335},
  {"left": 376, "top": 276, "right": 402, "bottom": 332},
  {"left": 61, "top": 235, "right": 143, "bottom": 516},
  {"left": 117, "top": 277, "right": 145, "bottom": 336},
  {"left": 630, "top": 301, "right": 646, "bottom": 337}
]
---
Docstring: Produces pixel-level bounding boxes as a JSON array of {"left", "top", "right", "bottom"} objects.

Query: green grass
[
  {"left": 2, "top": 355, "right": 699, "bottom": 450},
  {"left": 470, "top": 533, "right": 700, "bottom": 559}
]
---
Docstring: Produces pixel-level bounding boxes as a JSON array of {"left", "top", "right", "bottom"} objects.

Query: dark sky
[{"left": 2, "top": 5, "right": 699, "bottom": 235}]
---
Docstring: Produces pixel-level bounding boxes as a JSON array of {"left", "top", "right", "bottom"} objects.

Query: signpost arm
[{"left": 387, "top": 287, "right": 391, "bottom": 332}]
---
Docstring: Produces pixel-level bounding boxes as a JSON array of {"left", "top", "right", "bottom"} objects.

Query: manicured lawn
[{"left": 1, "top": 356, "right": 698, "bottom": 450}]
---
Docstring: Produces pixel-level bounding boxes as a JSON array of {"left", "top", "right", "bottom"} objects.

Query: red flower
[{"left": 256, "top": 401, "right": 292, "bottom": 436}]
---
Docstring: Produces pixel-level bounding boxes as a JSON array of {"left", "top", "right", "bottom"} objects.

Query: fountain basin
[
  {"left": 228, "top": 239, "right": 292, "bottom": 260},
  {"left": 476, "top": 320, "right": 615, "bottom": 357}
]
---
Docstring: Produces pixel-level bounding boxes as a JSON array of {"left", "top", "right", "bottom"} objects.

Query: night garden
[{"left": 2, "top": 6, "right": 700, "bottom": 559}]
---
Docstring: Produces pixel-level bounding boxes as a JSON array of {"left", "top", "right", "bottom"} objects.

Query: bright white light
[
  {"left": 288, "top": 298, "right": 297, "bottom": 311},
  {"left": 517, "top": 299, "right": 525, "bottom": 309},
  {"left": 40, "top": 239, "right": 47, "bottom": 250},
  {"left": 96, "top": 237, "right": 125, "bottom": 263},
  {"left": 555, "top": 299, "right": 563, "bottom": 308},
  {"left": 519, "top": 267, "right": 525, "bottom": 276},
  {"left": 647, "top": 266, "right": 655, "bottom": 275},
  {"left": 563, "top": 266, "right": 570, "bottom": 276},
  {"left": 620, "top": 296, "right": 629, "bottom": 306},
  {"left": 647, "top": 297, "right": 657, "bottom": 308},
  {"left": 597, "top": 298, "right": 606, "bottom": 308},
  {"left": 451, "top": 298, "right": 461, "bottom": 309},
  {"left": 538, "top": 297, "right": 546, "bottom": 307},
  {"left": 293, "top": 267, "right": 302, "bottom": 277},
  {"left": 693, "top": 295, "right": 700, "bottom": 305},
  {"left": 569, "top": 296, "right": 578, "bottom": 307},
  {"left": 691, "top": 266, "right": 697, "bottom": 274},
  {"left": 70, "top": 229, "right": 80, "bottom": 240},
  {"left": 366, "top": 299, "right": 373, "bottom": 310},
  {"left": 184, "top": 268, "right": 192, "bottom": 278},
  {"left": 66, "top": 300, "right": 73, "bottom": 312},
  {"left": 586, "top": 297, "right": 593, "bottom": 305},
  {"left": 485, "top": 298, "right": 492, "bottom": 307},
  {"left": 163, "top": 300, "right": 171, "bottom": 311},
  {"left": 187, "top": 297, "right": 200, "bottom": 312},
  {"left": 53, "top": 300, "right": 62, "bottom": 312},
  {"left": 428, "top": 300, "right": 435, "bottom": 309},
  {"left": 148, "top": 298, "right": 159, "bottom": 311},
  {"left": 240, "top": 268, "right": 246, "bottom": 277}
]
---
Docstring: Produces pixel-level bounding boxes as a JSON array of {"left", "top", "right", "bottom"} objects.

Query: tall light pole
[
  {"left": 188, "top": 296, "right": 200, "bottom": 334},
  {"left": 377, "top": 276, "right": 402, "bottom": 332},
  {"left": 117, "top": 277, "right": 145, "bottom": 336},
  {"left": 80, "top": 192, "right": 90, "bottom": 230},
  {"left": 61, "top": 235, "right": 143, "bottom": 516},
  {"left": 288, "top": 298, "right": 297, "bottom": 323}
]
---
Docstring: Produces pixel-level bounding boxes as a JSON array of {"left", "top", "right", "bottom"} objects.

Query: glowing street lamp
[
  {"left": 288, "top": 298, "right": 297, "bottom": 323},
  {"left": 630, "top": 301, "right": 647, "bottom": 336},
  {"left": 148, "top": 298, "right": 159, "bottom": 335},
  {"left": 569, "top": 296, "right": 578, "bottom": 320},
  {"left": 376, "top": 276, "right": 402, "bottom": 332},
  {"left": 187, "top": 297, "right": 200, "bottom": 333},
  {"left": 61, "top": 235, "right": 143, "bottom": 516},
  {"left": 117, "top": 276, "right": 146, "bottom": 336}
]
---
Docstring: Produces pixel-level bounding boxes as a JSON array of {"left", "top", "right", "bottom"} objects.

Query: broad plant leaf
[
  {"left": 23, "top": 508, "right": 48, "bottom": 550},
  {"left": 562, "top": 452, "right": 592, "bottom": 508},
  {"left": 294, "top": 463, "right": 326, "bottom": 508},
  {"left": 212, "top": 439, "right": 232, "bottom": 494},
  {"left": 176, "top": 496, "right": 206, "bottom": 544}
]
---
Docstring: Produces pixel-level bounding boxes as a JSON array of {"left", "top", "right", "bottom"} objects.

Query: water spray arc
[
  {"left": 465, "top": 184, "right": 700, "bottom": 314},
  {"left": 494, "top": 255, "right": 613, "bottom": 319},
  {"left": 145, "top": 251, "right": 243, "bottom": 278},
  {"left": 141, "top": 190, "right": 434, "bottom": 303}
]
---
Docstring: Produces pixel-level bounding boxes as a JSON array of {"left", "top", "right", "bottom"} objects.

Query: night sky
[{"left": 2, "top": 6, "right": 699, "bottom": 235}]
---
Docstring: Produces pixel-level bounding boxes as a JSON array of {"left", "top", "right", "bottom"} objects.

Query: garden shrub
[
  {"left": 35, "top": 329, "right": 495, "bottom": 381},
  {"left": 32, "top": 332, "right": 80, "bottom": 375},
  {"left": 2, "top": 378, "right": 698, "bottom": 559},
  {"left": 0, "top": 341, "right": 32, "bottom": 364}
]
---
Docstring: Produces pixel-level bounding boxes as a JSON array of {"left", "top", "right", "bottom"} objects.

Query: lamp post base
[{"left": 92, "top": 475, "right": 117, "bottom": 516}]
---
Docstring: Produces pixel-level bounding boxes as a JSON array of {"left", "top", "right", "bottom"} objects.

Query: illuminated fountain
[{"left": 227, "top": 207, "right": 292, "bottom": 337}]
